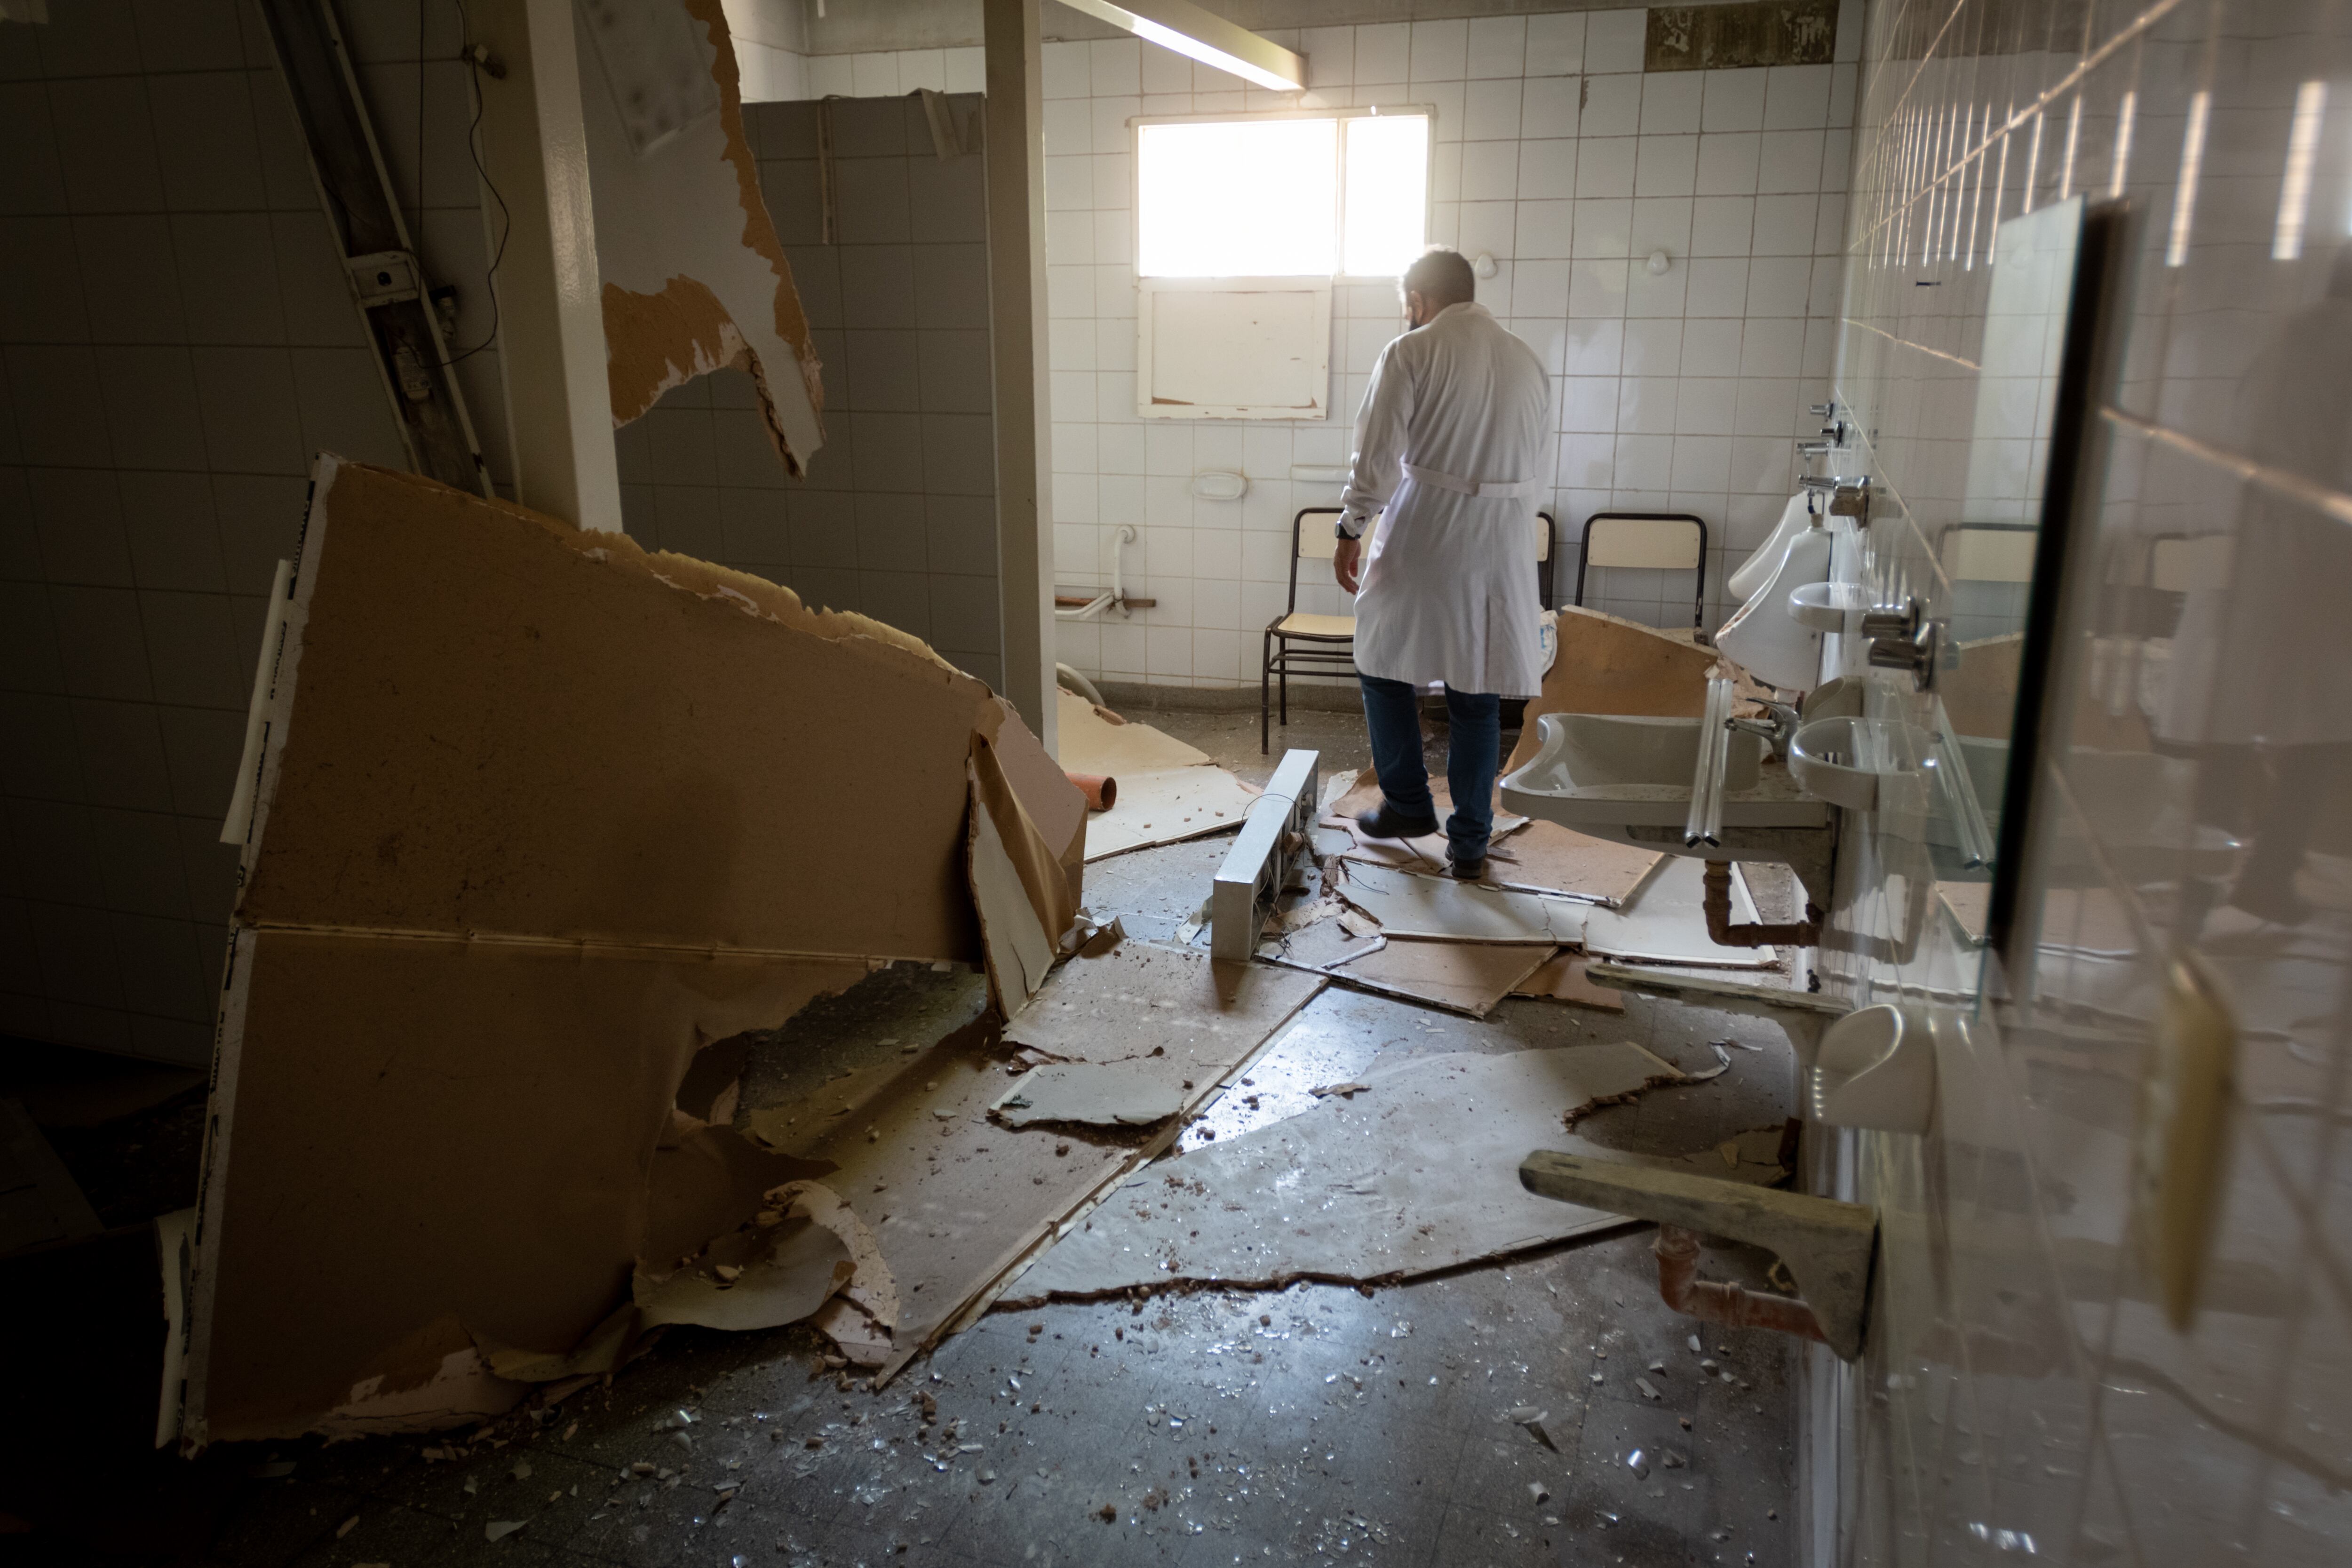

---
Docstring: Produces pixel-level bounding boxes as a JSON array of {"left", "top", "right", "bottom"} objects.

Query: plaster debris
[
  {"left": 1057, "top": 692, "right": 1262, "bottom": 860},
  {"left": 1335, "top": 862, "right": 1588, "bottom": 945}
]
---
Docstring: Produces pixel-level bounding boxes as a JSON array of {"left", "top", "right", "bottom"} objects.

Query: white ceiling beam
[{"left": 1056, "top": 0, "right": 1303, "bottom": 93}]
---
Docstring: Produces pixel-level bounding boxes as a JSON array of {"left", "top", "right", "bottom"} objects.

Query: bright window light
[
  {"left": 2275, "top": 80, "right": 2326, "bottom": 259},
  {"left": 1137, "top": 118, "right": 1336, "bottom": 277},
  {"left": 1344, "top": 114, "right": 1430, "bottom": 276},
  {"left": 1136, "top": 111, "right": 1429, "bottom": 279},
  {"left": 2110, "top": 91, "right": 2137, "bottom": 198}
]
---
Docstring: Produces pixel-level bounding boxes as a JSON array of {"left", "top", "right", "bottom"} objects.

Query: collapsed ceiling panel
[
  {"left": 187, "top": 459, "right": 1082, "bottom": 1444},
  {"left": 580, "top": 0, "right": 824, "bottom": 472}
]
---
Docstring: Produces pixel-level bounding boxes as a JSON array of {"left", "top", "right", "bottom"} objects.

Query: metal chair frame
[
  {"left": 1261, "top": 507, "right": 1556, "bottom": 752},
  {"left": 1573, "top": 510, "right": 1709, "bottom": 637}
]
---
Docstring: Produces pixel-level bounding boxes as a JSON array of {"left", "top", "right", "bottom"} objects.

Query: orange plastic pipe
[{"left": 1066, "top": 772, "right": 1116, "bottom": 811}]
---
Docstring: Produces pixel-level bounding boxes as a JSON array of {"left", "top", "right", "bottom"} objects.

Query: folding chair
[
  {"left": 1573, "top": 511, "right": 1709, "bottom": 638},
  {"left": 1261, "top": 507, "right": 1557, "bottom": 752}
]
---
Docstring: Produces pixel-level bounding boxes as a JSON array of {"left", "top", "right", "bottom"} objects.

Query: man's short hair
[{"left": 1402, "top": 246, "right": 1476, "bottom": 305}]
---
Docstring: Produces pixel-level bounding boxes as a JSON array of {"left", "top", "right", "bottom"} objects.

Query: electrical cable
[{"left": 443, "top": 0, "right": 510, "bottom": 368}]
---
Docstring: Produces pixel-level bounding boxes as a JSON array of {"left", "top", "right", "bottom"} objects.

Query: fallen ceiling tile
[
  {"left": 1056, "top": 691, "right": 1259, "bottom": 861},
  {"left": 1332, "top": 936, "right": 1555, "bottom": 1017},
  {"left": 631, "top": 1214, "right": 854, "bottom": 1333},
  {"left": 1583, "top": 857, "right": 1778, "bottom": 969},
  {"left": 1080, "top": 765, "right": 1262, "bottom": 861},
  {"left": 1004, "top": 1044, "right": 1788, "bottom": 1299},
  {"left": 745, "top": 944, "right": 1323, "bottom": 1378},
  {"left": 991, "top": 1064, "right": 1184, "bottom": 1128},
  {"left": 1486, "top": 820, "right": 1663, "bottom": 907},
  {"left": 587, "top": 0, "right": 824, "bottom": 472},
  {"left": 1335, "top": 861, "right": 1587, "bottom": 945},
  {"left": 1512, "top": 951, "right": 1628, "bottom": 1011}
]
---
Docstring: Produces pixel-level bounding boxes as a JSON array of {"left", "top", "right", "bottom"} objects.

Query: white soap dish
[
  {"left": 1787, "top": 580, "right": 1868, "bottom": 633},
  {"left": 1788, "top": 716, "right": 1929, "bottom": 811},
  {"left": 1810, "top": 1003, "right": 1936, "bottom": 1133}
]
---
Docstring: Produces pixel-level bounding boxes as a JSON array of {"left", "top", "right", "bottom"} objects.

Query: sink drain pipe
[
  {"left": 1654, "top": 1225, "right": 1828, "bottom": 1345},
  {"left": 1702, "top": 860, "right": 1822, "bottom": 946}
]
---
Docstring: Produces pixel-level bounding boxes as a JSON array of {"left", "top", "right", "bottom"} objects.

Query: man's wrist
[{"left": 1335, "top": 520, "right": 1361, "bottom": 541}]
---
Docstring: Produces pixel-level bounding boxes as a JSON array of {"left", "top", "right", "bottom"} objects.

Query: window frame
[{"left": 1128, "top": 103, "right": 1438, "bottom": 284}]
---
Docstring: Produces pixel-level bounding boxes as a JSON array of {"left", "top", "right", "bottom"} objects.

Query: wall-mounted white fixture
[
  {"left": 1290, "top": 464, "right": 1350, "bottom": 485},
  {"left": 1810, "top": 1004, "right": 1937, "bottom": 1133},
  {"left": 1787, "top": 716, "right": 1928, "bottom": 812},
  {"left": 1788, "top": 580, "right": 1867, "bottom": 634},
  {"left": 1646, "top": 248, "right": 1672, "bottom": 275},
  {"left": 1472, "top": 252, "right": 1498, "bottom": 279},
  {"left": 1715, "top": 525, "right": 1830, "bottom": 691},
  {"left": 1191, "top": 470, "right": 1247, "bottom": 501}
]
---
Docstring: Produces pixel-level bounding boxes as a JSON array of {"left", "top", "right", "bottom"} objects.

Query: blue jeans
[{"left": 1359, "top": 675, "right": 1502, "bottom": 862}]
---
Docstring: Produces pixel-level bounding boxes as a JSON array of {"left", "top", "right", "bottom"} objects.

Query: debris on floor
[
  {"left": 1511, "top": 950, "right": 1629, "bottom": 1011},
  {"left": 1334, "top": 860, "right": 1588, "bottom": 944},
  {"left": 1582, "top": 856, "right": 1778, "bottom": 968},
  {"left": 990, "top": 1064, "right": 1183, "bottom": 1129},
  {"left": 740, "top": 942, "right": 1322, "bottom": 1376},
  {"left": 1332, "top": 934, "right": 1556, "bottom": 1017},
  {"left": 1324, "top": 765, "right": 1666, "bottom": 905},
  {"left": 1057, "top": 691, "right": 1263, "bottom": 860},
  {"left": 1007, "top": 1043, "right": 1788, "bottom": 1298}
]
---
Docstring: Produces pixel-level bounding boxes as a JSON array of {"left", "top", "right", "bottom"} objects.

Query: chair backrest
[
  {"left": 1293, "top": 507, "right": 1560, "bottom": 611},
  {"left": 2148, "top": 532, "right": 2230, "bottom": 593},
  {"left": 1575, "top": 511, "right": 1709, "bottom": 635}
]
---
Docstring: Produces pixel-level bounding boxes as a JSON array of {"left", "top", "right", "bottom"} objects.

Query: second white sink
[{"left": 1500, "top": 713, "right": 1832, "bottom": 835}]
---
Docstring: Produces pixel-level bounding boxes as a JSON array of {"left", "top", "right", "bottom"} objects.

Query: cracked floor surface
[{"left": 10, "top": 703, "right": 1806, "bottom": 1568}]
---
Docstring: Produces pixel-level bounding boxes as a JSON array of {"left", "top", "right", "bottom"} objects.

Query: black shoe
[
  {"left": 1447, "top": 854, "right": 1487, "bottom": 881},
  {"left": 1356, "top": 800, "right": 1440, "bottom": 840}
]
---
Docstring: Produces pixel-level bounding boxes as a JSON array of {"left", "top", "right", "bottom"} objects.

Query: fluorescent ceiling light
[
  {"left": 2169, "top": 90, "right": 2209, "bottom": 267},
  {"left": 2275, "top": 80, "right": 2325, "bottom": 259},
  {"left": 1059, "top": 0, "right": 1305, "bottom": 94}
]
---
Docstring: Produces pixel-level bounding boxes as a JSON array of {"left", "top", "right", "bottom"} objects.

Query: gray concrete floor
[{"left": 19, "top": 698, "right": 1807, "bottom": 1568}]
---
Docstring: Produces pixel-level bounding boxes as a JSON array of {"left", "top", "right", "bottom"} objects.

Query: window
[
  {"left": 1131, "top": 109, "right": 1430, "bottom": 419},
  {"left": 1134, "top": 109, "right": 1432, "bottom": 280}
]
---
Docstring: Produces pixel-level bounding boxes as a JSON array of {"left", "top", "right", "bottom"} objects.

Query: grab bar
[{"left": 1684, "top": 672, "right": 1735, "bottom": 848}]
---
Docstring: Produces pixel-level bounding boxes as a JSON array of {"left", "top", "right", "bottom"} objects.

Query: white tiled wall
[
  {"left": 1817, "top": 1, "right": 2352, "bottom": 1563},
  {"left": 767, "top": 9, "right": 1859, "bottom": 688},
  {"left": 0, "top": 0, "right": 454, "bottom": 1066}
]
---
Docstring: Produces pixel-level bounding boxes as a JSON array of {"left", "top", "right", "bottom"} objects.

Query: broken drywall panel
[
  {"left": 1056, "top": 690, "right": 1211, "bottom": 772},
  {"left": 1512, "top": 952, "right": 1628, "bottom": 1011},
  {"left": 1006, "top": 1044, "right": 1788, "bottom": 1299},
  {"left": 1081, "top": 766, "right": 1261, "bottom": 861},
  {"left": 969, "top": 752, "right": 1060, "bottom": 1017},
  {"left": 189, "top": 458, "right": 1081, "bottom": 1444},
  {"left": 1583, "top": 857, "right": 1778, "bottom": 970},
  {"left": 1335, "top": 862, "right": 1588, "bottom": 945},
  {"left": 235, "top": 460, "right": 1076, "bottom": 963},
  {"left": 1505, "top": 608, "right": 1730, "bottom": 772},
  {"left": 583, "top": 0, "right": 824, "bottom": 472},
  {"left": 632, "top": 1213, "right": 853, "bottom": 1332},
  {"left": 1333, "top": 937, "right": 1554, "bottom": 1018},
  {"left": 1056, "top": 690, "right": 1259, "bottom": 861},
  {"left": 1001, "top": 941, "right": 1325, "bottom": 1070},
  {"left": 991, "top": 1065, "right": 1184, "bottom": 1129},
  {"left": 187, "top": 931, "right": 856, "bottom": 1443},
  {"left": 1487, "top": 820, "right": 1663, "bottom": 907},
  {"left": 734, "top": 945, "right": 1320, "bottom": 1379}
]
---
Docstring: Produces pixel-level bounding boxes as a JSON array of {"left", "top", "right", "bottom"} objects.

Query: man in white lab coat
[{"left": 1335, "top": 247, "right": 1550, "bottom": 879}]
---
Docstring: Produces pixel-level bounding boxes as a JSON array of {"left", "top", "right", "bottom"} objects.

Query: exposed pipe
[
  {"left": 1056, "top": 524, "right": 1136, "bottom": 622},
  {"left": 1653, "top": 1225, "right": 1828, "bottom": 1345},
  {"left": 1701, "top": 859, "right": 1823, "bottom": 947},
  {"left": 1055, "top": 663, "right": 1106, "bottom": 706}
]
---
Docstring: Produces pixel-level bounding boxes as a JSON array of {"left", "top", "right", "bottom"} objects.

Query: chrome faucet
[{"left": 1727, "top": 700, "right": 1802, "bottom": 760}]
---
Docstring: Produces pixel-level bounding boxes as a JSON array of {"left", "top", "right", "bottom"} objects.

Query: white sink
[{"left": 1500, "top": 714, "right": 1831, "bottom": 835}]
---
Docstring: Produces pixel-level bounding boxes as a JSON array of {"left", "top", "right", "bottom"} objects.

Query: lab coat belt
[{"left": 1401, "top": 462, "right": 1540, "bottom": 500}]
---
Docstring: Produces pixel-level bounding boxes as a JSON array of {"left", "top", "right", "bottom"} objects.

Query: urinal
[
  {"left": 1726, "top": 494, "right": 1812, "bottom": 605},
  {"left": 1716, "top": 524, "right": 1830, "bottom": 692}
]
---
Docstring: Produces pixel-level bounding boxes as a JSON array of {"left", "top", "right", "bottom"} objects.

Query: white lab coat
[{"left": 1340, "top": 302, "right": 1551, "bottom": 699}]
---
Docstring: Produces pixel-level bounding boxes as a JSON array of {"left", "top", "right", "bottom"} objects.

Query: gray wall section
[
  {"left": 0, "top": 0, "right": 397, "bottom": 1064},
  {"left": 614, "top": 92, "right": 1003, "bottom": 687}
]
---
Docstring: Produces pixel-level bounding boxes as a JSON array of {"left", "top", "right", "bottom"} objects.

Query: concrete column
[
  {"left": 983, "top": 0, "right": 1058, "bottom": 752},
  {"left": 467, "top": 0, "right": 624, "bottom": 533}
]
